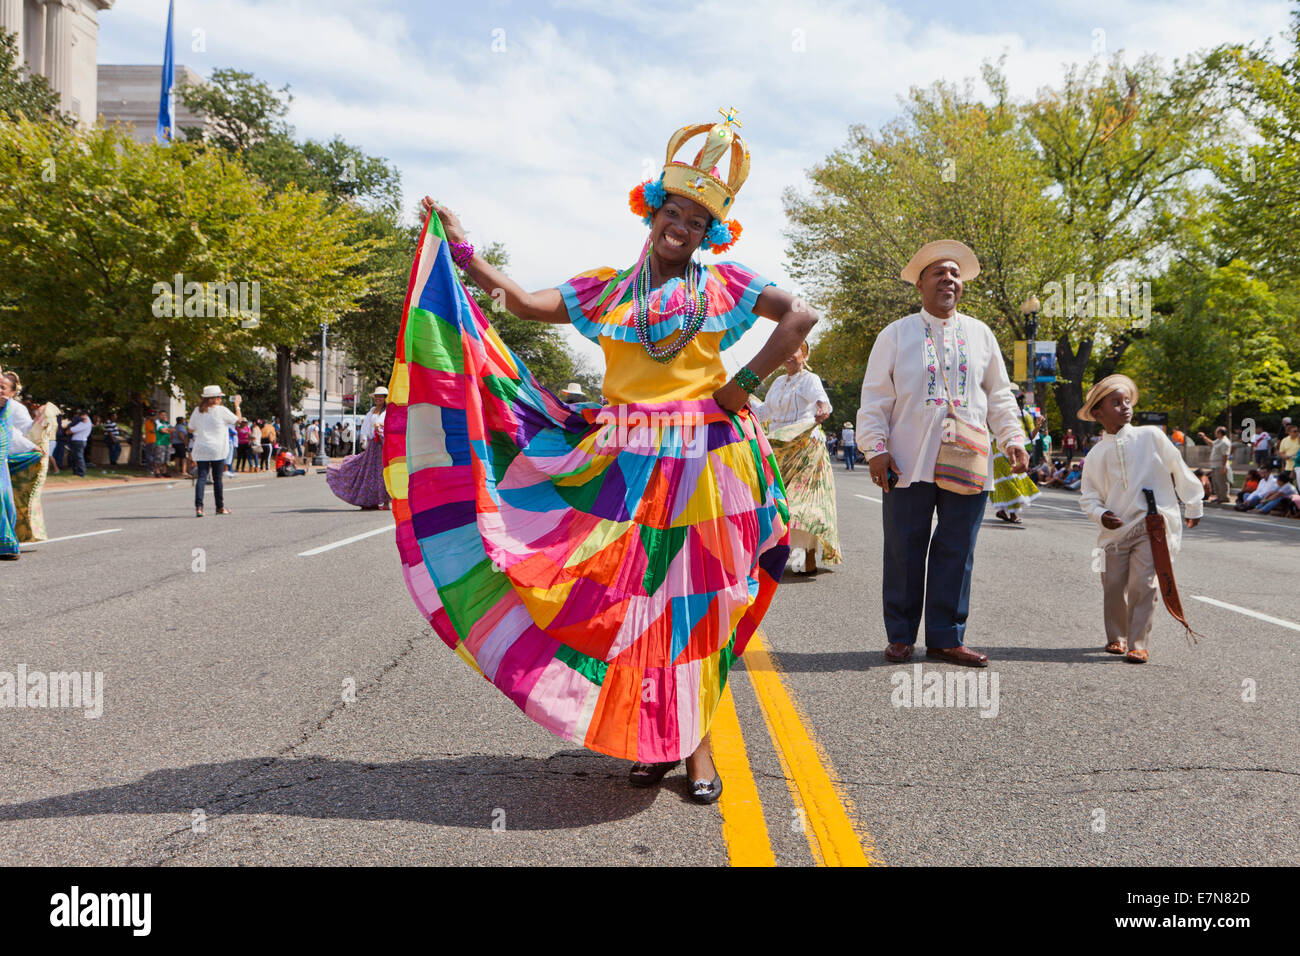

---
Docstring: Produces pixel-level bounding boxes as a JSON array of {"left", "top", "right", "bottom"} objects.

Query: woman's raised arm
[{"left": 422, "top": 198, "right": 569, "bottom": 324}]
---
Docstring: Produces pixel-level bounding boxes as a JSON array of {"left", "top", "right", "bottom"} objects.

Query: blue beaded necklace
[{"left": 632, "top": 248, "right": 709, "bottom": 363}]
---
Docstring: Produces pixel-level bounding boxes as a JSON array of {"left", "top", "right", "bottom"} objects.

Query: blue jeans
[
  {"left": 195, "top": 459, "right": 225, "bottom": 510},
  {"left": 1257, "top": 495, "right": 1287, "bottom": 515},
  {"left": 843, "top": 444, "right": 857, "bottom": 470},
  {"left": 881, "top": 481, "right": 989, "bottom": 648},
  {"left": 69, "top": 440, "right": 86, "bottom": 476},
  {"left": 107, "top": 439, "right": 121, "bottom": 465}
]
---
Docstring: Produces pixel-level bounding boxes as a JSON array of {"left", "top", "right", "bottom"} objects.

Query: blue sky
[{"left": 98, "top": 0, "right": 1293, "bottom": 372}]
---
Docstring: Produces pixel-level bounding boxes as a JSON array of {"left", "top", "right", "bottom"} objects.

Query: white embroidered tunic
[
  {"left": 1079, "top": 424, "right": 1204, "bottom": 551},
  {"left": 758, "top": 368, "right": 831, "bottom": 437},
  {"left": 856, "top": 309, "right": 1025, "bottom": 489}
]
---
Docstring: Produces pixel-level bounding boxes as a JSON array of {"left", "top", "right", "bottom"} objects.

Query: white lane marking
[
  {"left": 220, "top": 484, "right": 266, "bottom": 492},
  {"left": 853, "top": 493, "right": 882, "bottom": 504},
  {"left": 1191, "top": 596, "right": 1300, "bottom": 633},
  {"left": 26, "top": 528, "right": 123, "bottom": 546},
  {"left": 1030, "top": 502, "right": 1087, "bottom": 516},
  {"left": 297, "top": 525, "right": 391, "bottom": 557}
]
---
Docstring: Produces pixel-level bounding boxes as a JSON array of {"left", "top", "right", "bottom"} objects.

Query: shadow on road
[
  {"left": 753, "top": 645, "right": 1108, "bottom": 671},
  {"left": 0, "top": 751, "right": 659, "bottom": 830}
]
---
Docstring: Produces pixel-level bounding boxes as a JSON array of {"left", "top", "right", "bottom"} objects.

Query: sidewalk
[{"left": 44, "top": 463, "right": 338, "bottom": 495}]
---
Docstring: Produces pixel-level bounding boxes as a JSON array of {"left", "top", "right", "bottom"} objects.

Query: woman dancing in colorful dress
[
  {"left": 756, "top": 341, "right": 841, "bottom": 574},
  {"left": 1, "top": 369, "right": 47, "bottom": 560},
  {"left": 325, "top": 386, "right": 390, "bottom": 510},
  {"left": 394, "top": 111, "right": 814, "bottom": 803}
]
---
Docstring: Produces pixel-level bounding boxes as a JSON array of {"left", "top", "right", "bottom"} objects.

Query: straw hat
[
  {"left": 200, "top": 385, "right": 224, "bottom": 399},
  {"left": 900, "top": 240, "right": 981, "bottom": 284},
  {"left": 561, "top": 382, "right": 585, "bottom": 397},
  {"left": 372, "top": 386, "right": 389, "bottom": 396},
  {"left": 1078, "top": 374, "right": 1139, "bottom": 422}
]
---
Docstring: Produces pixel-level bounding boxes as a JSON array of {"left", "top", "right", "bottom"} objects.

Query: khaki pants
[
  {"left": 1209, "top": 465, "right": 1228, "bottom": 501},
  {"left": 1101, "top": 523, "right": 1159, "bottom": 652}
]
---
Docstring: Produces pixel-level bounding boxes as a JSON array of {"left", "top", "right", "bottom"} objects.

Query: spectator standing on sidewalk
[
  {"left": 1062, "top": 427, "right": 1078, "bottom": 466},
  {"left": 1252, "top": 429, "right": 1272, "bottom": 468},
  {"left": 67, "top": 410, "right": 92, "bottom": 477},
  {"left": 1197, "top": 427, "right": 1231, "bottom": 502},
  {"left": 153, "top": 415, "right": 172, "bottom": 476},
  {"left": 840, "top": 422, "right": 857, "bottom": 470},
  {"left": 188, "top": 387, "right": 242, "bottom": 517},
  {"left": 172, "top": 417, "right": 189, "bottom": 473},
  {"left": 1277, "top": 423, "right": 1299, "bottom": 472},
  {"left": 103, "top": 413, "right": 121, "bottom": 466}
]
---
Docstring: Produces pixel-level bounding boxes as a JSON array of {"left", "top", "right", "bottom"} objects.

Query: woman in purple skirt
[{"left": 325, "top": 387, "right": 390, "bottom": 510}]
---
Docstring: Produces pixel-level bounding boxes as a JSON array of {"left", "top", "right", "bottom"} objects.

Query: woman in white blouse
[
  {"left": 757, "top": 341, "right": 841, "bottom": 573},
  {"left": 857, "top": 240, "right": 1028, "bottom": 668}
]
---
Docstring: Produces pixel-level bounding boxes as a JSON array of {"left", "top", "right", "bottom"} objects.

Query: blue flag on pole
[{"left": 156, "top": 0, "right": 175, "bottom": 143}]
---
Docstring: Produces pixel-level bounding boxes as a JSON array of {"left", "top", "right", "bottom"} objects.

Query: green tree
[
  {"left": 465, "top": 243, "right": 589, "bottom": 393},
  {"left": 1024, "top": 54, "right": 1225, "bottom": 428},
  {"left": 228, "top": 349, "right": 310, "bottom": 422},
  {"left": 0, "top": 29, "right": 66, "bottom": 124},
  {"left": 784, "top": 64, "right": 1069, "bottom": 384},
  {"left": 0, "top": 116, "right": 372, "bottom": 463},
  {"left": 1126, "top": 261, "right": 1300, "bottom": 430},
  {"left": 0, "top": 117, "right": 264, "bottom": 459}
]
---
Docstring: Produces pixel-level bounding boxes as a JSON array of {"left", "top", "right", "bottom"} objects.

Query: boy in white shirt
[{"left": 1079, "top": 375, "right": 1201, "bottom": 663}]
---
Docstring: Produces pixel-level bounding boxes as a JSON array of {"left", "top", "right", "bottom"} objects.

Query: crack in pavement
[{"left": 129, "top": 628, "right": 423, "bottom": 866}]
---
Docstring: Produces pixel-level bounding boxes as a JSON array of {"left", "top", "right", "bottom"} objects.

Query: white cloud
[{"left": 98, "top": 0, "right": 1293, "bottom": 377}]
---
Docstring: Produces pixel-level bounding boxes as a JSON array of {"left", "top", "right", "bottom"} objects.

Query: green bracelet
[{"left": 732, "top": 366, "right": 761, "bottom": 394}]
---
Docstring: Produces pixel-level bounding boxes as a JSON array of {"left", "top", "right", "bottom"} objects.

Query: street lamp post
[
  {"left": 351, "top": 369, "right": 359, "bottom": 456},
  {"left": 313, "top": 321, "right": 329, "bottom": 466},
  {"left": 1020, "top": 296, "right": 1041, "bottom": 409}
]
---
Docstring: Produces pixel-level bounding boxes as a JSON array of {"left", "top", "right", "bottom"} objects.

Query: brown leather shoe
[
  {"left": 884, "top": 642, "right": 913, "bottom": 662},
  {"left": 925, "top": 645, "right": 989, "bottom": 667}
]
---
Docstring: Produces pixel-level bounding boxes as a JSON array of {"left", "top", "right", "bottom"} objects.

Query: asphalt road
[{"left": 1, "top": 466, "right": 1296, "bottom": 866}]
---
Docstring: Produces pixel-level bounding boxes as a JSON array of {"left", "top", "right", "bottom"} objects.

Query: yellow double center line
[{"left": 711, "top": 630, "right": 883, "bottom": 867}]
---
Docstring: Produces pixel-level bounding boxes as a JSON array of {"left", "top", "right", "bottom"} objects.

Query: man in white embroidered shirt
[{"left": 858, "top": 240, "right": 1028, "bottom": 667}]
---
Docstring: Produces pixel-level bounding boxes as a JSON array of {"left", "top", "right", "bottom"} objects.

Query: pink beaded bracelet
[{"left": 450, "top": 241, "right": 474, "bottom": 268}]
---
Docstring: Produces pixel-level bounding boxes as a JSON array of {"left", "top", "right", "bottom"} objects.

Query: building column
[
  {"left": 0, "top": 0, "right": 23, "bottom": 56},
  {"left": 41, "top": 0, "right": 70, "bottom": 110}
]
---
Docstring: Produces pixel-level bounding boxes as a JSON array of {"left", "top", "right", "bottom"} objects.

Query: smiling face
[
  {"left": 651, "top": 194, "right": 711, "bottom": 265},
  {"left": 1092, "top": 387, "right": 1134, "bottom": 434},
  {"left": 917, "top": 259, "right": 963, "bottom": 315},
  {"left": 782, "top": 342, "right": 809, "bottom": 375}
]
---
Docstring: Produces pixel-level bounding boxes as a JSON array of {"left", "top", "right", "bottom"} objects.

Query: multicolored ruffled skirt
[
  {"left": 2, "top": 450, "right": 42, "bottom": 555},
  {"left": 766, "top": 421, "right": 840, "bottom": 565},
  {"left": 385, "top": 216, "right": 790, "bottom": 761},
  {"left": 326, "top": 438, "right": 389, "bottom": 508}
]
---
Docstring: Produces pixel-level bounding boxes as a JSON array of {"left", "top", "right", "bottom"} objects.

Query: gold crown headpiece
[{"left": 629, "top": 108, "right": 750, "bottom": 253}]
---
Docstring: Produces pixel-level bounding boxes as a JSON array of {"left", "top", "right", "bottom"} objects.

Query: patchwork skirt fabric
[
  {"left": 989, "top": 439, "right": 1039, "bottom": 511},
  {"left": 2, "top": 450, "right": 41, "bottom": 555},
  {"left": 326, "top": 439, "right": 390, "bottom": 508},
  {"left": 766, "top": 421, "right": 840, "bottom": 565},
  {"left": 386, "top": 216, "right": 790, "bottom": 761}
]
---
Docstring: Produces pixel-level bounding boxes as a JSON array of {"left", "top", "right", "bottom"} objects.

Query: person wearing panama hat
[
  {"left": 187, "top": 387, "right": 241, "bottom": 517},
  {"left": 1077, "top": 373, "right": 1202, "bottom": 662},
  {"left": 327, "top": 385, "right": 391, "bottom": 510},
  {"left": 857, "top": 239, "right": 1029, "bottom": 668},
  {"left": 559, "top": 382, "right": 587, "bottom": 402}
]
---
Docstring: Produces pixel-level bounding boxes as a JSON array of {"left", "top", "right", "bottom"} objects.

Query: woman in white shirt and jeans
[{"left": 188, "top": 386, "right": 242, "bottom": 517}]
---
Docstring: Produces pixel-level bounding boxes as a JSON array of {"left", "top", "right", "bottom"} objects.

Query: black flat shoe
[
  {"left": 628, "top": 760, "right": 679, "bottom": 788},
  {"left": 688, "top": 774, "right": 723, "bottom": 805}
]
